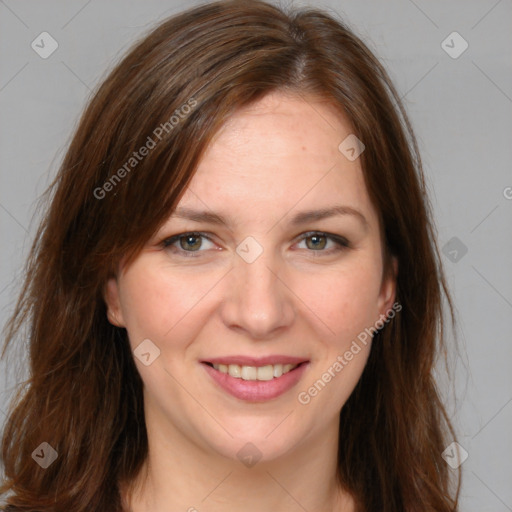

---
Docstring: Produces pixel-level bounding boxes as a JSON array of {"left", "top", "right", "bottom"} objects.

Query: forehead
[{"left": 178, "top": 91, "right": 379, "bottom": 228}]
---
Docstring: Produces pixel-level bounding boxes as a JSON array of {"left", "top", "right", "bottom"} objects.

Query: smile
[{"left": 201, "top": 357, "right": 309, "bottom": 402}]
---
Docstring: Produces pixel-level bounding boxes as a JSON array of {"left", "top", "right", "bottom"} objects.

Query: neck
[{"left": 121, "top": 402, "right": 355, "bottom": 512}]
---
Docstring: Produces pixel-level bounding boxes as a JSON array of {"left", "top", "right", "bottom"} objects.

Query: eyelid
[
  {"left": 294, "top": 230, "right": 349, "bottom": 245},
  {"left": 293, "top": 231, "right": 350, "bottom": 253},
  {"left": 161, "top": 231, "right": 218, "bottom": 256}
]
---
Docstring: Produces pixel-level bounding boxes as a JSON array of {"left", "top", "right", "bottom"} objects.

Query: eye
[
  {"left": 295, "top": 231, "right": 350, "bottom": 254},
  {"left": 160, "top": 230, "right": 350, "bottom": 258},
  {"left": 162, "top": 232, "right": 217, "bottom": 256}
]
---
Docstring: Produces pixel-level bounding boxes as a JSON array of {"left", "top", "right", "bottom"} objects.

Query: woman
[{"left": 0, "top": 1, "right": 460, "bottom": 510}]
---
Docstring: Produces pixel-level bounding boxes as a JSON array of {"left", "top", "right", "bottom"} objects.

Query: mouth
[{"left": 200, "top": 357, "right": 310, "bottom": 402}]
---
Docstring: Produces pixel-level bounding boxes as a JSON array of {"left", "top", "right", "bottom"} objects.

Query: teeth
[
  {"left": 211, "top": 362, "right": 299, "bottom": 380},
  {"left": 241, "top": 365, "right": 257, "bottom": 380},
  {"left": 257, "top": 365, "right": 274, "bottom": 381},
  {"left": 228, "top": 364, "right": 241, "bottom": 378}
]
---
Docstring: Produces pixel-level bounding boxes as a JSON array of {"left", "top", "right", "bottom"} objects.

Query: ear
[
  {"left": 377, "top": 255, "right": 398, "bottom": 317},
  {"left": 103, "top": 276, "right": 126, "bottom": 327}
]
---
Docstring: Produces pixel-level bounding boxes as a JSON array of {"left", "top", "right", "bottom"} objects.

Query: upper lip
[{"left": 202, "top": 355, "right": 309, "bottom": 366}]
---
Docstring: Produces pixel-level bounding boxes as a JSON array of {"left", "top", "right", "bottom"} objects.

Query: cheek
[
  {"left": 293, "top": 256, "right": 383, "bottom": 342},
  {"left": 118, "top": 261, "right": 222, "bottom": 348},
  {"left": 293, "top": 260, "right": 381, "bottom": 414}
]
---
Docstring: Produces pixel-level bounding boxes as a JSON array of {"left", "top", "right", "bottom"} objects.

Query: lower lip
[{"left": 202, "top": 362, "right": 309, "bottom": 402}]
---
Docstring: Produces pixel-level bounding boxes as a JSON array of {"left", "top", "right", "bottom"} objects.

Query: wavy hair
[{"left": 1, "top": 1, "right": 459, "bottom": 510}]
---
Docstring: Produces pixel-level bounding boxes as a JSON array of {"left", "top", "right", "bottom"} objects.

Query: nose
[{"left": 219, "top": 245, "right": 295, "bottom": 340}]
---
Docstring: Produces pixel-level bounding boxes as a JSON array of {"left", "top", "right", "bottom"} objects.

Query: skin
[{"left": 105, "top": 91, "right": 397, "bottom": 512}]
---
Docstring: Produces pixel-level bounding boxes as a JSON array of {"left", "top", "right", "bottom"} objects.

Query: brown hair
[{"left": 1, "top": 1, "right": 459, "bottom": 510}]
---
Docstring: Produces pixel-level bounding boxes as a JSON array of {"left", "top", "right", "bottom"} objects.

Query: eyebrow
[{"left": 171, "top": 205, "right": 369, "bottom": 231}]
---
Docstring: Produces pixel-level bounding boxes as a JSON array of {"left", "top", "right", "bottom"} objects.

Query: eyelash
[{"left": 161, "top": 231, "right": 350, "bottom": 258}]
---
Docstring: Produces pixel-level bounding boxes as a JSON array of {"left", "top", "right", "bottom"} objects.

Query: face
[{"left": 105, "top": 91, "right": 396, "bottom": 463}]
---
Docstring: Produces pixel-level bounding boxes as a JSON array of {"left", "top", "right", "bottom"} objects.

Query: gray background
[{"left": 0, "top": 0, "right": 511, "bottom": 509}]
